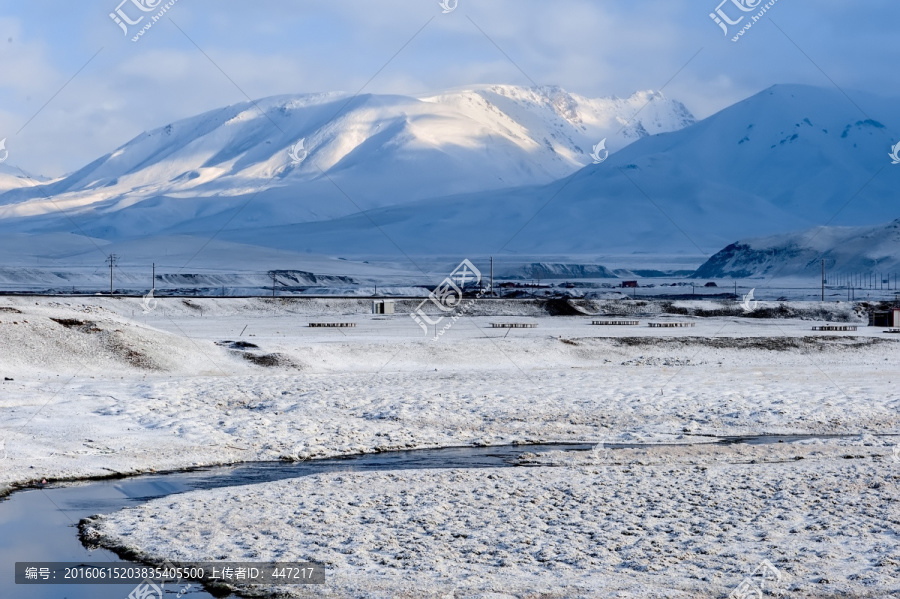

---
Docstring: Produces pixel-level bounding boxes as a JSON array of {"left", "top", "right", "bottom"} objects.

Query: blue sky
[{"left": 1, "top": 0, "right": 898, "bottom": 176}]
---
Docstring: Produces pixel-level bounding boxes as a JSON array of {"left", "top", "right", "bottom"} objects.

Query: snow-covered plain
[
  {"left": 2, "top": 296, "right": 899, "bottom": 597},
  {"left": 83, "top": 438, "right": 900, "bottom": 598}
]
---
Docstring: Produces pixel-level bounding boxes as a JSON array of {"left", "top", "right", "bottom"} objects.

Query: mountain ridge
[
  {"left": 0, "top": 85, "right": 694, "bottom": 238},
  {"left": 694, "top": 218, "right": 900, "bottom": 279},
  {"left": 211, "top": 84, "right": 900, "bottom": 259},
  {"left": 2, "top": 83, "right": 899, "bottom": 272}
]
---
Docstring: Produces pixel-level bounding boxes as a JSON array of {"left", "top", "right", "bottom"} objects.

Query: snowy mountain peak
[
  {"left": 0, "top": 85, "right": 695, "bottom": 236},
  {"left": 694, "top": 218, "right": 900, "bottom": 279},
  {"left": 422, "top": 84, "right": 694, "bottom": 149}
]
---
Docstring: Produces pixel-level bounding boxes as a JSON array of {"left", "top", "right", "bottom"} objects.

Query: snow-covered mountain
[
  {"left": 0, "top": 85, "right": 693, "bottom": 238},
  {"left": 216, "top": 84, "right": 899, "bottom": 259},
  {"left": 0, "top": 163, "right": 47, "bottom": 192},
  {"left": 3, "top": 83, "right": 899, "bottom": 271},
  {"left": 694, "top": 219, "right": 900, "bottom": 279}
]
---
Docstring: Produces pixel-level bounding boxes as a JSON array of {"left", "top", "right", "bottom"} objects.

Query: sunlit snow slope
[
  {"left": 218, "top": 84, "right": 899, "bottom": 258},
  {"left": 0, "top": 85, "right": 693, "bottom": 239}
]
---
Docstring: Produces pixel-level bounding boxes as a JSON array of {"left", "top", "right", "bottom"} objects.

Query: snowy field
[
  {"left": 83, "top": 439, "right": 899, "bottom": 598},
  {"left": 1, "top": 296, "right": 899, "bottom": 597}
]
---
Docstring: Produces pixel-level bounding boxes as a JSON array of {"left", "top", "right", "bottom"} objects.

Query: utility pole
[
  {"left": 490, "top": 257, "right": 494, "bottom": 298},
  {"left": 272, "top": 273, "right": 277, "bottom": 297},
  {"left": 821, "top": 259, "right": 825, "bottom": 302},
  {"left": 106, "top": 254, "right": 118, "bottom": 295},
  {"left": 152, "top": 263, "right": 155, "bottom": 291}
]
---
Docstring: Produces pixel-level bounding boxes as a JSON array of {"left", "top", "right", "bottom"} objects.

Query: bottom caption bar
[{"left": 16, "top": 562, "right": 325, "bottom": 585}]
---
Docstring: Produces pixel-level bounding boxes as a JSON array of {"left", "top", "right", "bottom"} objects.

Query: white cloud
[{"left": 2, "top": 0, "right": 900, "bottom": 177}]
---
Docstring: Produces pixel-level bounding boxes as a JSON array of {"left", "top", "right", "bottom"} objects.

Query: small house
[
  {"left": 870, "top": 308, "right": 900, "bottom": 327},
  {"left": 621, "top": 281, "right": 639, "bottom": 288},
  {"left": 372, "top": 300, "right": 395, "bottom": 315}
]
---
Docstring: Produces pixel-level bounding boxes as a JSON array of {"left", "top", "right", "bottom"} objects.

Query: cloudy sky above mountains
[{"left": 1, "top": 0, "right": 898, "bottom": 176}]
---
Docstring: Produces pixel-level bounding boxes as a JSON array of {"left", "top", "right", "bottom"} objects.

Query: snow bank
[{"left": 0, "top": 299, "right": 267, "bottom": 377}]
